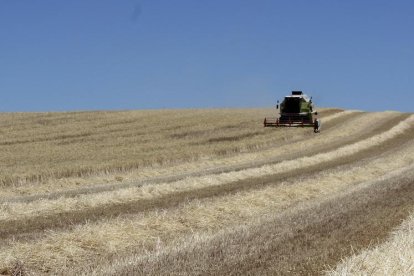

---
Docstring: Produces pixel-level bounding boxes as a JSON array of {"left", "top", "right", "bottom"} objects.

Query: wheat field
[{"left": 1, "top": 108, "right": 413, "bottom": 275}]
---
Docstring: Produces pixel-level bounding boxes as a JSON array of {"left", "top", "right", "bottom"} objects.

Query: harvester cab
[{"left": 264, "top": 91, "right": 320, "bottom": 132}]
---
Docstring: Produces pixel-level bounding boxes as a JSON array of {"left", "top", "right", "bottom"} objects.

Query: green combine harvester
[{"left": 264, "top": 91, "right": 320, "bottom": 132}]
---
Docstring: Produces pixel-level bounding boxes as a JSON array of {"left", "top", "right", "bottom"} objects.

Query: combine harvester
[{"left": 264, "top": 91, "right": 321, "bottom": 132}]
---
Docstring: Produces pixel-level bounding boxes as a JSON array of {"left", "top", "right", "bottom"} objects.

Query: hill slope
[{"left": 0, "top": 108, "right": 413, "bottom": 275}]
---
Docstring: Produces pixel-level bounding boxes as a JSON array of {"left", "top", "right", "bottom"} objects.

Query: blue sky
[{"left": 1, "top": 0, "right": 413, "bottom": 112}]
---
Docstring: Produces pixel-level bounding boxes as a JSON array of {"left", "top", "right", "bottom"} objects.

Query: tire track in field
[
  {"left": 112, "top": 166, "right": 414, "bottom": 276},
  {"left": 0, "top": 111, "right": 368, "bottom": 204},
  {"left": 0, "top": 114, "right": 412, "bottom": 242}
]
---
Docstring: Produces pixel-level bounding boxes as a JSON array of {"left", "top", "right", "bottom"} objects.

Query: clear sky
[{"left": 1, "top": 0, "right": 413, "bottom": 112}]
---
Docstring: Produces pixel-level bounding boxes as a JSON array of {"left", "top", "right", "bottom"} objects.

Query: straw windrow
[{"left": 1, "top": 108, "right": 413, "bottom": 275}]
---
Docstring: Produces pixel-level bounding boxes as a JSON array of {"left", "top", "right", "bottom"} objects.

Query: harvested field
[
  {"left": 329, "top": 213, "right": 414, "bottom": 275},
  {"left": 0, "top": 108, "right": 413, "bottom": 275}
]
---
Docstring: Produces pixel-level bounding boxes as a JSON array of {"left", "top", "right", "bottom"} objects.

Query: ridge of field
[
  {"left": 328, "top": 213, "right": 414, "bottom": 275},
  {"left": 0, "top": 108, "right": 413, "bottom": 275}
]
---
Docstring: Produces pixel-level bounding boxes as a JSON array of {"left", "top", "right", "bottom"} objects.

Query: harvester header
[{"left": 264, "top": 91, "right": 320, "bottom": 132}]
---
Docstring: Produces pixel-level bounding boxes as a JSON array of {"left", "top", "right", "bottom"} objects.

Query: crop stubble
[
  {"left": 0, "top": 108, "right": 413, "bottom": 275},
  {"left": 0, "top": 113, "right": 412, "bottom": 239}
]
